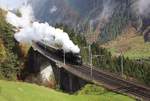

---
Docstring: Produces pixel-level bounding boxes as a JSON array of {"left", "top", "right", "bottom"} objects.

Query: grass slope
[
  {"left": 103, "top": 28, "right": 150, "bottom": 59},
  {"left": 0, "top": 80, "right": 135, "bottom": 101}
]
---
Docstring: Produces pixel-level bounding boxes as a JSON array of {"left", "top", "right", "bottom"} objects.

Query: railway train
[{"left": 36, "top": 41, "right": 83, "bottom": 65}]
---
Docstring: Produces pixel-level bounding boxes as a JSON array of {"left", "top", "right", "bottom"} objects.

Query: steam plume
[{"left": 4, "top": 5, "right": 80, "bottom": 53}]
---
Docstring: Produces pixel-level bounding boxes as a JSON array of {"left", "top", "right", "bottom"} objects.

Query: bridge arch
[{"left": 20, "top": 47, "right": 87, "bottom": 92}]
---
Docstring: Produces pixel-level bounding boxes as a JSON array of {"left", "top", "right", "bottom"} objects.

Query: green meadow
[{"left": 0, "top": 80, "right": 135, "bottom": 101}]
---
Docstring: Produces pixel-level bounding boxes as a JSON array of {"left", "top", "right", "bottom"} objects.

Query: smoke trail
[
  {"left": 14, "top": 21, "right": 80, "bottom": 53},
  {"left": 4, "top": 4, "right": 80, "bottom": 53}
]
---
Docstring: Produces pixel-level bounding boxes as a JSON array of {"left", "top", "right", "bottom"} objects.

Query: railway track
[
  {"left": 70, "top": 65, "right": 150, "bottom": 101},
  {"left": 33, "top": 42, "right": 150, "bottom": 101}
]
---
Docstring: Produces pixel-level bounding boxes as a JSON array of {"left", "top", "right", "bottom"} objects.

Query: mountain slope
[
  {"left": 30, "top": 0, "right": 150, "bottom": 44},
  {"left": 102, "top": 27, "right": 150, "bottom": 59}
]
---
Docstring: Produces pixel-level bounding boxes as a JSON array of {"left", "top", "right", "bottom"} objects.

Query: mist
[
  {"left": 0, "top": 0, "right": 27, "bottom": 10},
  {"left": 100, "top": 0, "right": 115, "bottom": 21},
  {"left": 133, "top": 0, "right": 150, "bottom": 17},
  {"left": 89, "top": 0, "right": 115, "bottom": 30}
]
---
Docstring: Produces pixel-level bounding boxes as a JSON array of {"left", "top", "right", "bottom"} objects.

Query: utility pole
[
  {"left": 64, "top": 50, "right": 66, "bottom": 65},
  {"left": 43, "top": 35, "right": 47, "bottom": 51},
  {"left": 89, "top": 44, "right": 93, "bottom": 79},
  {"left": 87, "top": 44, "right": 104, "bottom": 80},
  {"left": 121, "top": 52, "right": 124, "bottom": 77},
  {"left": 83, "top": 45, "right": 93, "bottom": 79}
]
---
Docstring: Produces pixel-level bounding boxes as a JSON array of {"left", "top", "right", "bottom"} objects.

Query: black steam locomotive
[{"left": 36, "top": 42, "right": 82, "bottom": 65}]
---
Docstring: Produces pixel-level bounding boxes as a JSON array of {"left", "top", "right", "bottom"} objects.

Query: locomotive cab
[{"left": 74, "top": 54, "right": 83, "bottom": 65}]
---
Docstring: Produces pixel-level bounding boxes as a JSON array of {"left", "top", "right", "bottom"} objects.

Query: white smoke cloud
[
  {"left": 5, "top": 5, "right": 80, "bottom": 53},
  {"left": 6, "top": 5, "right": 34, "bottom": 28},
  {"left": 14, "top": 21, "right": 80, "bottom": 53}
]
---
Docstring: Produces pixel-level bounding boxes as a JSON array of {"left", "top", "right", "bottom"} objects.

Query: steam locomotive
[{"left": 36, "top": 41, "right": 82, "bottom": 65}]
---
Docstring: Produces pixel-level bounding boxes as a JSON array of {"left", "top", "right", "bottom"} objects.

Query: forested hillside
[
  {"left": 0, "top": 9, "right": 21, "bottom": 80},
  {"left": 31, "top": 0, "right": 149, "bottom": 43}
]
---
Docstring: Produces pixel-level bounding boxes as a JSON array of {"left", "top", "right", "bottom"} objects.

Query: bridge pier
[
  {"left": 69, "top": 74, "right": 73, "bottom": 93},
  {"left": 59, "top": 68, "right": 87, "bottom": 93},
  {"left": 22, "top": 47, "right": 87, "bottom": 93}
]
